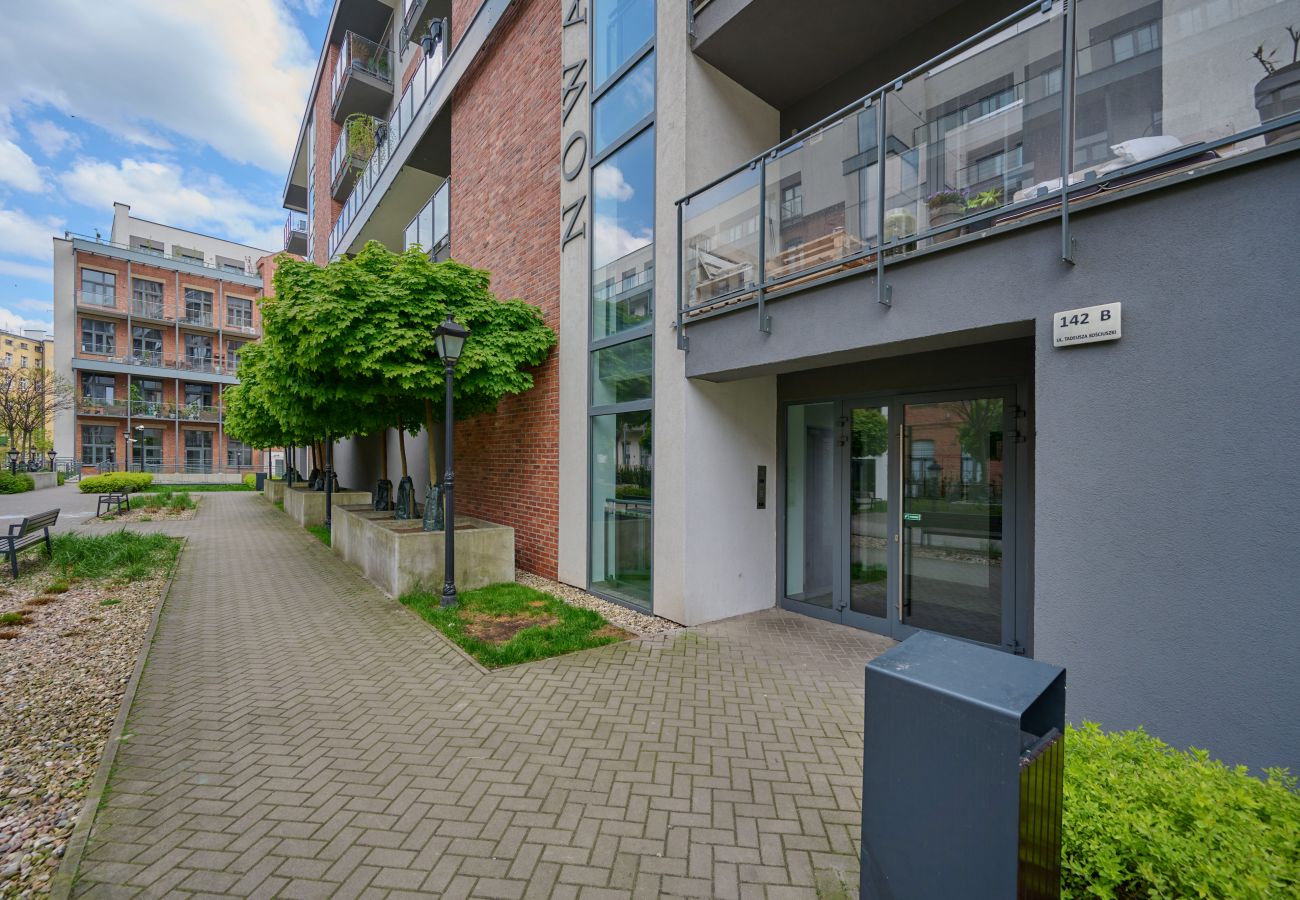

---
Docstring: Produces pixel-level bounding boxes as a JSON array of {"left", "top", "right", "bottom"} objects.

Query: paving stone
[{"left": 70, "top": 493, "right": 891, "bottom": 897}]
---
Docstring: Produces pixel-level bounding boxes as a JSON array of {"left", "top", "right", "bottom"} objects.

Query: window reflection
[
  {"left": 594, "top": 52, "right": 654, "bottom": 156},
  {"left": 593, "top": 0, "right": 654, "bottom": 89},
  {"left": 592, "top": 127, "right": 654, "bottom": 337},
  {"left": 590, "top": 410, "right": 652, "bottom": 609},
  {"left": 592, "top": 338, "right": 652, "bottom": 406}
]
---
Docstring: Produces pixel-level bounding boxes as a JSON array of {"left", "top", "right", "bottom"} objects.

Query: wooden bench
[
  {"left": 97, "top": 492, "right": 128, "bottom": 517},
  {"left": 5, "top": 509, "right": 59, "bottom": 577}
]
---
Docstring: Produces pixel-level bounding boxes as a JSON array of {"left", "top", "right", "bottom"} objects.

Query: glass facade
[{"left": 589, "top": 0, "right": 655, "bottom": 611}]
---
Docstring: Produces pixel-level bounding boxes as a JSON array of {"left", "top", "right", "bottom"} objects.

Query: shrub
[
  {"left": 1062, "top": 722, "right": 1300, "bottom": 898},
  {"left": 56, "top": 471, "right": 66, "bottom": 486},
  {"left": 79, "top": 472, "right": 154, "bottom": 494},
  {"left": 0, "top": 471, "right": 35, "bottom": 493},
  {"left": 242, "top": 473, "right": 256, "bottom": 488}
]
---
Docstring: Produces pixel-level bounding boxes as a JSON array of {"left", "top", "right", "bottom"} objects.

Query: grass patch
[
  {"left": 45, "top": 579, "right": 70, "bottom": 593},
  {"left": 306, "top": 524, "right": 331, "bottom": 546},
  {"left": 400, "top": 582, "right": 630, "bottom": 668},
  {"left": 131, "top": 489, "right": 196, "bottom": 511},
  {"left": 50, "top": 531, "right": 180, "bottom": 581},
  {"left": 153, "top": 483, "right": 253, "bottom": 492},
  {"left": 274, "top": 500, "right": 284, "bottom": 511},
  {"left": 0, "top": 611, "right": 29, "bottom": 626},
  {"left": 99, "top": 599, "right": 122, "bottom": 607}
]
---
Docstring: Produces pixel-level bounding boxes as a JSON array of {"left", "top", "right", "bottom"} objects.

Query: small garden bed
[
  {"left": 400, "top": 582, "right": 633, "bottom": 668},
  {"left": 0, "top": 531, "right": 180, "bottom": 895},
  {"left": 98, "top": 489, "right": 199, "bottom": 523}
]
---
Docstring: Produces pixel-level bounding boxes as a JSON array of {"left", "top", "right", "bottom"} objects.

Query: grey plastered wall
[{"left": 683, "top": 152, "right": 1300, "bottom": 771}]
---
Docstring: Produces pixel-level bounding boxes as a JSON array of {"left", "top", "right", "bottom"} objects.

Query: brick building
[
  {"left": 0, "top": 326, "right": 55, "bottom": 455},
  {"left": 52, "top": 203, "right": 276, "bottom": 479},
  {"left": 284, "top": 0, "right": 1300, "bottom": 769}
]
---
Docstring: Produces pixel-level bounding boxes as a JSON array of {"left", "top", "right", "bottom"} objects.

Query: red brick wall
[
  {"left": 313, "top": 44, "right": 344, "bottom": 264},
  {"left": 448, "top": 0, "right": 561, "bottom": 578}
]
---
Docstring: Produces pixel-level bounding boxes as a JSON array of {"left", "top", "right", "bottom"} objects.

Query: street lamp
[
  {"left": 134, "top": 425, "right": 145, "bottom": 472},
  {"left": 6, "top": 448, "right": 17, "bottom": 475},
  {"left": 47, "top": 448, "right": 56, "bottom": 473},
  {"left": 434, "top": 315, "right": 469, "bottom": 608}
]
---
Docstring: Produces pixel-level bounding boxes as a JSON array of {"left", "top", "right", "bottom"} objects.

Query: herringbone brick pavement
[{"left": 71, "top": 493, "right": 893, "bottom": 898}]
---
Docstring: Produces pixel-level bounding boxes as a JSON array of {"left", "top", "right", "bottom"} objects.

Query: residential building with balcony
[
  {"left": 0, "top": 326, "right": 55, "bottom": 451},
  {"left": 52, "top": 202, "right": 276, "bottom": 478},
  {"left": 285, "top": 0, "right": 1300, "bottom": 771}
]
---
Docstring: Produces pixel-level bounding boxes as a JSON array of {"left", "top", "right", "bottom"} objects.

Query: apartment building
[
  {"left": 0, "top": 326, "right": 55, "bottom": 453},
  {"left": 284, "top": 0, "right": 1300, "bottom": 770},
  {"left": 52, "top": 203, "right": 275, "bottom": 477}
]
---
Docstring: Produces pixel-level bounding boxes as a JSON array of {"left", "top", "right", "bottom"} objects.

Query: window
[
  {"left": 227, "top": 296, "right": 253, "bottom": 329},
  {"left": 81, "top": 374, "right": 115, "bottom": 402},
  {"left": 137, "top": 379, "right": 164, "bottom": 404},
  {"left": 1039, "top": 65, "right": 1063, "bottom": 97},
  {"left": 593, "top": 52, "right": 654, "bottom": 156},
  {"left": 592, "top": 127, "right": 655, "bottom": 339},
  {"left": 184, "top": 288, "right": 213, "bottom": 325},
  {"left": 3, "top": 353, "right": 10, "bottom": 367},
  {"left": 132, "top": 278, "right": 164, "bottom": 317},
  {"left": 1112, "top": 22, "right": 1160, "bottom": 63},
  {"left": 132, "top": 428, "right": 163, "bottom": 470},
  {"left": 184, "top": 431, "right": 213, "bottom": 473},
  {"left": 184, "top": 334, "right": 212, "bottom": 370},
  {"left": 132, "top": 237, "right": 163, "bottom": 256},
  {"left": 593, "top": 0, "right": 654, "bottom": 89},
  {"left": 174, "top": 246, "right": 204, "bottom": 263},
  {"left": 969, "top": 145, "right": 1024, "bottom": 184},
  {"left": 780, "top": 183, "right": 803, "bottom": 222},
  {"left": 81, "top": 319, "right": 115, "bottom": 355},
  {"left": 592, "top": 338, "right": 651, "bottom": 406},
  {"left": 133, "top": 326, "right": 164, "bottom": 365},
  {"left": 590, "top": 409, "right": 652, "bottom": 609},
  {"left": 184, "top": 383, "right": 213, "bottom": 407},
  {"left": 81, "top": 269, "right": 116, "bottom": 305},
  {"left": 227, "top": 440, "right": 253, "bottom": 468},
  {"left": 81, "top": 425, "right": 116, "bottom": 466},
  {"left": 227, "top": 341, "right": 246, "bottom": 371},
  {"left": 19, "top": 356, "right": 27, "bottom": 368}
]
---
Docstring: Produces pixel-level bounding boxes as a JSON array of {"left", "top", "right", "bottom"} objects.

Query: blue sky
[{"left": 0, "top": 0, "right": 332, "bottom": 336}]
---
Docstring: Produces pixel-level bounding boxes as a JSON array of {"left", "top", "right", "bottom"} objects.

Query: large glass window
[
  {"left": 132, "top": 278, "right": 164, "bottom": 317},
  {"left": 81, "top": 319, "right": 115, "bottom": 355},
  {"left": 133, "top": 326, "right": 163, "bottom": 365},
  {"left": 184, "top": 383, "right": 213, "bottom": 407},
  {"left": 590, "top": 409, "right": 652, "bottom": 609},
  {"left": 80, "top": 269, "right": 116, "bottom": 305},
  {"left": 593, "top": 51, "right": 654, "bottom": 156},
  {"left": 227, "top": 296, "right": 253, "bottom": 329},
  {"left": 227, "top": 440, "right": 253, "bottom": 468},
  {"left": 81, "top": 374, "right": 115, "bottom": 402},
  {"left": 81, "top": 425, "right": 116, "bottom": 466},
  {"left": 132, "top": 428, "right": 163, "bottom": 471},
  {"left": 593, "top": 0, "right": 654, "bottom": 88},
  {"left": 592, "top": 338, "right": 651, "bottom": 406},
  {"left": 184, "top": 430, "right": 213, "bottom": 473},
  {"left": 592, "top": 127, "right": 655, "bottom": 339},
  {"left": 184, "top": 288, "right": 213, "bottom": 325},
  {"left": 184, "top": 334, "right": 212, "bottom": 370}
]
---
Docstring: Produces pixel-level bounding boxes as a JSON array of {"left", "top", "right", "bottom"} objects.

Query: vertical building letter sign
[{"left": 561, "top": 1, "right": 587, "bottom": 248}]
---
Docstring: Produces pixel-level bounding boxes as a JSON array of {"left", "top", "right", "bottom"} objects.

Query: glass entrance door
[
  {"left": 898, "top": 393, "right": 1014, "bottom": 647},
  {"left": 783, "top": 391, "right": 1018, "bottom": 648}
]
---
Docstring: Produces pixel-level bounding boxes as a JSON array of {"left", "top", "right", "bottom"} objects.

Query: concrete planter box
[
  {"left": 332, "top": 503, "right": 514, "bottom": 597},
  {"left": 264, "top": 479, "right": 286, "bottom": 503},
  {"left": 284, "top": 485, "right": 372, "bottom": 528},
  {"left": 29, "top": 472, "right": 57, "bottom": 490}
]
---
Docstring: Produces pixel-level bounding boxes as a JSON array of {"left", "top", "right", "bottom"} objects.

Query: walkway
[
  {"left": 0, "top": 481, "right": 102, "bottom": 532},
  {"left": 71, "top": 493, "right": 893, "bottom": 899}
]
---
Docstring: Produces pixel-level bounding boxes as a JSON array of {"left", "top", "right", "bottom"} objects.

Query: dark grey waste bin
[
  {"left": 255, "top": 472, "right": 267, "bottom": 490},
  {"left": 861, "top": 632, "right": 1066, "bottom": 900}
]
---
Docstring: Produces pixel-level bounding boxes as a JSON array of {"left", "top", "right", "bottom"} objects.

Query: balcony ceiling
[
  {"left": 330, "top": 0, "right": 396, "bottom": 45},
  {"left": 692, "top": 0, "right": 1013, "bottom": 111}
]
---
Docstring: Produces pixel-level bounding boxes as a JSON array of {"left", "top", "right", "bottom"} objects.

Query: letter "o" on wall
[{"left": 562, "top": 131, "right": 587, "bottom": 182}]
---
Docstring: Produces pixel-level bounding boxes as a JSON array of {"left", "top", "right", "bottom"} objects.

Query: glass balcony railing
[
  {"left": 131, "top": 297, "right": 166, "bottom": 319},
  {"left": 677, "top": 0, "right": 1300, "bottom": 327},
  {"left": 403, "top": 179, "right": 451, "bottom": 258},
  {"left": 74, "top": 397, "right": 224, "bottom": 422},
  {"left": 331, "top": 31, "right": 394, "bottom": 109},
  {"left": 181, "top": 310, "right": 214, "bottom": 327},
  {"left": 330, "top": 115, "right": 382, "bottom": 192},
  {"left": 68, "top": 233, "right": 253, "bottom": 276},
  {"left": 330, "top": 42, "right": 447, "bottom": 258},
  {"left": 283, "top": 212, "right": 308, "bottom": 251},
  {"left": 78, "top": 290, "right": 117, "bottom": 308}
]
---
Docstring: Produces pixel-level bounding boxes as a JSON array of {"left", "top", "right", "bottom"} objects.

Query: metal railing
[
  {"left": 676, "top": 0, "right": 1300, "bottom": 344},
  {"left": 76, "top": 397, "right": 224, "bottom": 422},
  {"left": 331, "top": 41, "right": 447, "bottom": 257},
  {"left": 283, "top": 212, "right": 308, "bottom": 249},
  {"left": 330, "top": 115, "right": 382, "bottom": 190},
  {"left": 74, "top": 353, "right": 238, "bottom": 376},
  {"left": 181, "top": 310, "right": 214, "bottom": 327},
  {"left": 130, "top": 297, "right": 166, "bottom": 319},
  {"left": 402, "top": 179, "right": 451, "bottom": 255},
  {"left": 331, "top": 31, "right": 394, "bottom": 110},
  {"left": 67, "top": 232, "right": 255, "bottom": 276},
  {"left": 92, "top": 458, "right": 258, "bottom": 477}
]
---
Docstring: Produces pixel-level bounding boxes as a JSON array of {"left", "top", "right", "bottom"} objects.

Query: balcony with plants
[
  {"left": 330, "top": 31, "right": 394, "bottom": 123},
  {"left": 331, "top": 114, "right": 383, "bottom": 201},
  {"left": 677, "top": 0, "right": 1300, "bottom": 336}
]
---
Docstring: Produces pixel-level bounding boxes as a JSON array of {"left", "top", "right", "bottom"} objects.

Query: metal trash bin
[
  {"left": 861, "top": 632, "right": 1066, "bottom": 899},
  {"left": 255, "top": 472, "right": 267, "bottom": 490}
]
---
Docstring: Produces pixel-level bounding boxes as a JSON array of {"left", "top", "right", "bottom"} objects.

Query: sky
[{"left": 0, "top": 0, "right": 332, "bottom": 337}]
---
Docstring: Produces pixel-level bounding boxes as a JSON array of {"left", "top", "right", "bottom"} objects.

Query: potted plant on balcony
[
  {"left": 926, "top": 188, "right": 967, "bottom": 243},
  {"left": 961, "top": 186, "right": 1005, "bottom": 233},
  {"left": 1252, "top": 26, "right": 1300, "bottom": 145},
  {"left": 345, "top": 114, "right": 379, "bottom": 169}
]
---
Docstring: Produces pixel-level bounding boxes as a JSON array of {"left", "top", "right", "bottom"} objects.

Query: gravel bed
[
  {"left": 516, "top": 570, "right": 680, "bottom": 637},
  {"left": 0, "top": 567, "right": 171, "bottom": 896},
  {"left": 95, "top": 503, "right": 198, "bottom": 525}
]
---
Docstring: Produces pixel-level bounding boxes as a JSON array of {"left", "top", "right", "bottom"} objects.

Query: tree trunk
[
  {"left": 396, "top": 417, "right": 409, "bottom": 477},
  {"left": 424, "top": 398, "right": 438, "bottom": 486},
  {"left": 379, "top": 430, "right": 389, "bottom": 481}
]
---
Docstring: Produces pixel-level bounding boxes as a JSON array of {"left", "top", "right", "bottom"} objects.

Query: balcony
[
  {"left": 331, "top": 115, "right": 383, "bottom": 201},
  {"left": 331, "top": 31, "right": 394, "bottom": 123},
  {"left": 77, "top": 289, "right": 117, "bottom": 310},
  {"left": 284, "top": 212, "right": 308, "bottom": 255},
  {"left": 75, "top": 397, "right": 222, "bottom": 423},
  {"left": 130, "top": 297, "right": 167, "bottom": 320},
  {"left": 677, "top": 0, "right": 1300, "bottom": 341},
  {"left": 402, "top": 180, "right": 451, "bottom": 260},
  {"left": 72, "top": 354, "right": 240, "bottom": 384},
  {"left": 181, "top": 310, "right": 214, "bottom": 328},
  {"left": 68, "top": 233, "right": 259, "bottom": 284}
]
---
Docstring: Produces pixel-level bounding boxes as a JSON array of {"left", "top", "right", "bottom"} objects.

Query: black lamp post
[
  {"left": 134, "top": 425, "right": 145, "bottom": 472},
  {"left": 6, "top": 448, "right": 17, "bottom": 475},
  {"left": 48, "top": 449, "right": 57, "bottom": 473},
  {"left": 434, "top": 315, "right": 469, "bottom": 608},
  {"left": 324, "top": 434, "right": 334, "bottom": 531}
]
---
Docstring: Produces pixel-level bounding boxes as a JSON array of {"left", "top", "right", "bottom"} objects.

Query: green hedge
[
  {"left": 56, "top": 471, "right": 66, "bottom": 486},
  {"left": 1063, "top": 723, "right": 1300, "bottom": 898},
  {"left": 0, "top": 471, "right": 35, "bottom": 493},
  {"left": 78, "top": 472, "right": 155, "bottom": 494},
  {"left": 242, "top": 472, "right": 256, "bottom": 488}
]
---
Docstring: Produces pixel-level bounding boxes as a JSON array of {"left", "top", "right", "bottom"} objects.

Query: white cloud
[
  {"left": 26, "top": 120, "right": 79, "bottom": 157},
  {"left": 0, "top": 259, "right": 51, "bottom": 282},
  {"left": 594, "top": 165, "right": 635, "bottom": 202},
  {"left": 0, "top": 307, "right": 51, "bottom": 333},
  {"left": 0, "top": 139, "right": 44, "bottom": 192},
  {"left": 15, "top": 297, "right": 52, "bottom": 313},
  {"left": 0, "top": 208, "right": 62, "bottom": 260},
  {"left": 593, "top": 220, "right": 652, "bottom": 271},
  {"left": 60, "top": 157, "right": 279, "bottom": 251},
  {"left": 0, "top": 0, "right": 315, "bottom": 173}
]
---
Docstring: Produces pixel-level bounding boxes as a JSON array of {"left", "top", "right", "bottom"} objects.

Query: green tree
[{"left": 851, "top": 408, "right": 888, "bottom": 458}]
